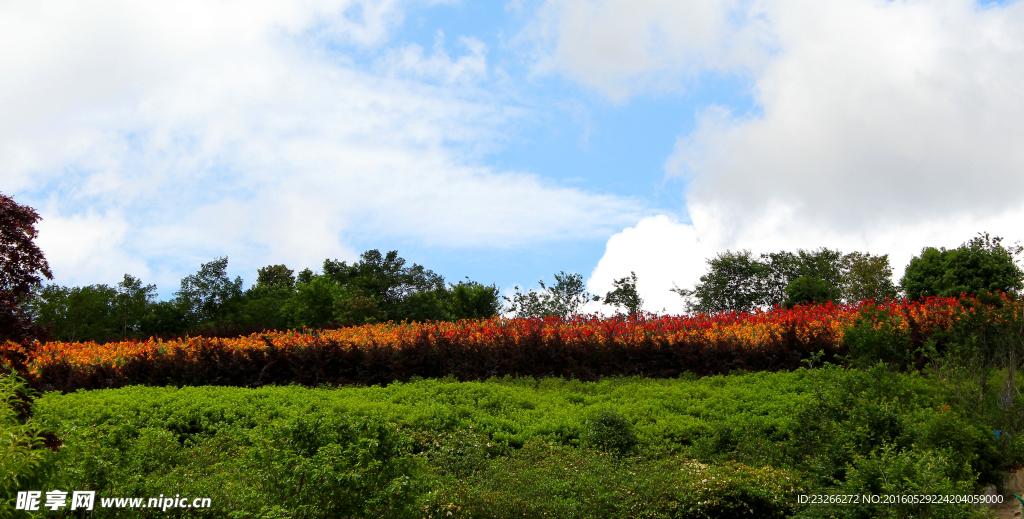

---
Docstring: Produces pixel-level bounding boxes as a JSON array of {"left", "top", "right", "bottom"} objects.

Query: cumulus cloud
[
  {"left": 528, "top": 0, "right": 1024, "bottom": 309},
  {"left": 674, "top": 0, "right": 1024, "bottom": 233},
  {"left": 586, "top": 215, "right": 711, "bottom": 314},
  {"left": 0, "top": 0, "right": 643, "bottom": 290}
]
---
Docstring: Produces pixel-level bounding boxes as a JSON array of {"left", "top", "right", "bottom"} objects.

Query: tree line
[
  {"left": 25, "top": 251, "right": 504, "bottom": 343},
  {"left": 23, "top": 258, "right": 647, "bottom": 343},
  {"left": 2, "top": 192, "right": 1022, "bottom": 344},
  {"left": 674, "top": 233, "right": 1024, "bottom": 313}
]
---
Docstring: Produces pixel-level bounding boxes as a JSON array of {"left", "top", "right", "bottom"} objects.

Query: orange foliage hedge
[{"left": 0, "top": 297, "right": 975, "bottom": 391}]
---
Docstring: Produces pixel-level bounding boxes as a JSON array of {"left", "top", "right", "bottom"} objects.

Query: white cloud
[
  {"left": 528, "top": 0, "right": 1024, "bottom": 307},
  {"left": 586, "top": 215, "right": 712, "bottom": 314},
  {"left": 673, "top": 0, "right": 1024, "bottom": 233},
  {"left": 522, "top": 0, "right": 770, "bottom": 101},
  {"left": 376, "top": 32, "right": 490, "bottom": 85},
  {"left": 34, "top": 209, "right": 149, "bottom": 288},
  {"left": 0, "top": 0, "right": 643, "bottom": 290}
]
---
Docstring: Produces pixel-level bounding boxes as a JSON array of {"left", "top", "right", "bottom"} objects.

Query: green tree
[
  {"left": 444, "top": 280, "right": 501, "bottom": 320},
  {"left": 296, "top": 268, "right": 315, "bottom": 285},
  {"left": 333, "top": 288, "right": 388, "bottom": 326},
  {"left": 219, "top": 264, "right": 298, "bottom": 333},
  {"left": 174, "top": 257, "right": 244, "bottom": 327},
  {"left": 760, "top": 248, "right": 845, "bottom": 306},
  {"left": 784, "top": 276, "right": 839, "bottom": 307},
  {"left": 230, "top": 285, "right": 293, "bottom": 332},
  {"left": 281, "top": 274, "right": 348, "bottom": 329},
  {"left": 602, "top": 271, "right": 644, "bottom": 318},
  {"left": 285, "top": 252, "right": 500, "bottom": 327},
  {"left": 111, "top": 274, "right": 157, "bottom": 339},
  {"left": 256, "top": 264, "right": 295, "bottom": 289},
  {"left": 323, "top": 250, "right": 445, "bottom": 321},
  {"left": 138, "top": 300, "right": 188, "bottom": 337},
  {"left": 505, "top": 272, "right": 597, "bottom": 318},
  {"left": 672, "top": 250, "right": 767, "bottom": 314},
  {"left": 841, "top": 252, "right": 900, "bottom": 302},
  {"left": 676, "top": 247, "right": 897, "bottom": 313},
  {"left": 28, "top": 284, "right": 118, "bottom": 342},
  {"left": 901, "top": 233, "right": 1024, "bottom": 300}
]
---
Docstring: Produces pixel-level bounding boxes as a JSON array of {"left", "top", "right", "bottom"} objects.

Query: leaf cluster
[
  {"left": 902, "top": 232, "right": 1024, "bottom": 301},
  {"left": 0, "top": 372, "right": 54, "bottom": 518}
]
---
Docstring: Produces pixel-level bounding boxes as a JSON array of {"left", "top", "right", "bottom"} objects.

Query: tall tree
[
  {"left": 28, "top": 284, "right": 117, "bottom": 343},
  {"left": 227, "top": 264, "right": 296, "bottom": 333},
  {"left": 901, "top": 232, "right": 1024, "bottom": 300},
  {"left": 784, "top": 276, "right": 839, "bottom": 307},
  {"left": 323, "top": 250, "right": 446, "bottom": 321},
  {"left": 445, "top": 280, "right": 502, "bottom": 320},
  {"left": 672, "top": 250, "right": 767, "bottom": 314},
  {"left": 174, "top": 257, "right": 244, "bottom": 327},
  {"left": 111, "top": 275, "right": 157, "bottom": 339},
  {"left": 0, "top": 194, "right": 52, "bottom": 343},
  {"left": 762, "top": 249, "right": 845, "bottom": 306},
  {"left": 285, "top": 251, "right": 500, "bottom": 327},
  {"left": 841, "top": 252, "right": 900, "bottom": 302},
  {"left": 602, "top": 271, "right": 644, "bottom": 318},
  {"left": 256, "top": 264, "right": 295, "bottom": 289},
  {"left": 281, "top": 274, "right": 349, "bottom": 329}
]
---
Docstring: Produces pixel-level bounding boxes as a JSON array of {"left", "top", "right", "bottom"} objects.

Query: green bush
[
  {"left": 788, "top": 364, "right": 1000, "bottom": 507},
  {"left": 422, "top": 440, "right": 798, "bottom": 519},
  {"left": 581, "top": 408, "right": 637, "bottom": 456},
  {"left": 232, "top": 415, "right": 424, "bottom": 519},
  {"left": 31, "top": 373, "right": 816, "bottom": 458},
  {"left": 410, "top": 429, "right": 510, "bottom": 479},
  {"left": 844, "top": 305, "right": 913, "bottom": 369},
  {"left": 0, "top": 372, "right": 50, "bottom": 519},
  {"left": 37, "top": 414, "right": 424, "bottom": 518},
  {"left": 914, "top": 406, "right": 1001, "bottom": 488},
  {"left": 794, "top": 444, "right": 986, "bottom": 519},
  {"left": 26, "top": 370, "right": 1010, "bottom": 517}
]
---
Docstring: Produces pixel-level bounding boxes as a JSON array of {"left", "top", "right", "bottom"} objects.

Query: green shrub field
[{"left": 3, "top": 365, "right": 1011, "bottom": 518}]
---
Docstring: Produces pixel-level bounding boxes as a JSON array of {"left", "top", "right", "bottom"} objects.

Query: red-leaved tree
[{"left": 0, "top": 193, "right": 52, "bottom": 343}]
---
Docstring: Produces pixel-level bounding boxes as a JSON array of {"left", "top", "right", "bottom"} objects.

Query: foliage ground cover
[{"left": 1, "top": 367, "right": 1008, "bottom": 518}]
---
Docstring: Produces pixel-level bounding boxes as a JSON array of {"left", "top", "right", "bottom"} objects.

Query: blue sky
[{"left": 3, "top": 0, "right": 1024, "bottom": 312}]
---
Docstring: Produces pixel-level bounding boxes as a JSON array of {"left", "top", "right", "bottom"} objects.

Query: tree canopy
[
  {"left": 0, "top": 194, "right": 52, "bottom": 343},
  {"left": 174, "top": 257, "right": 244, "bottom": 328},
  {"left": 602, "top": 272, "right": 644, "bottom": 318},
  {"left": 674, "top": 248, "right": 899, "bottom": 313},
  {"left": 901, "top": 233, "right": 1024, "bottom": 300}
]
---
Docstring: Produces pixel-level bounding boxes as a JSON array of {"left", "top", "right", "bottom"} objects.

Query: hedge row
[{"left": 3, "top": 297, "right": 968, "bottom": 391}]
